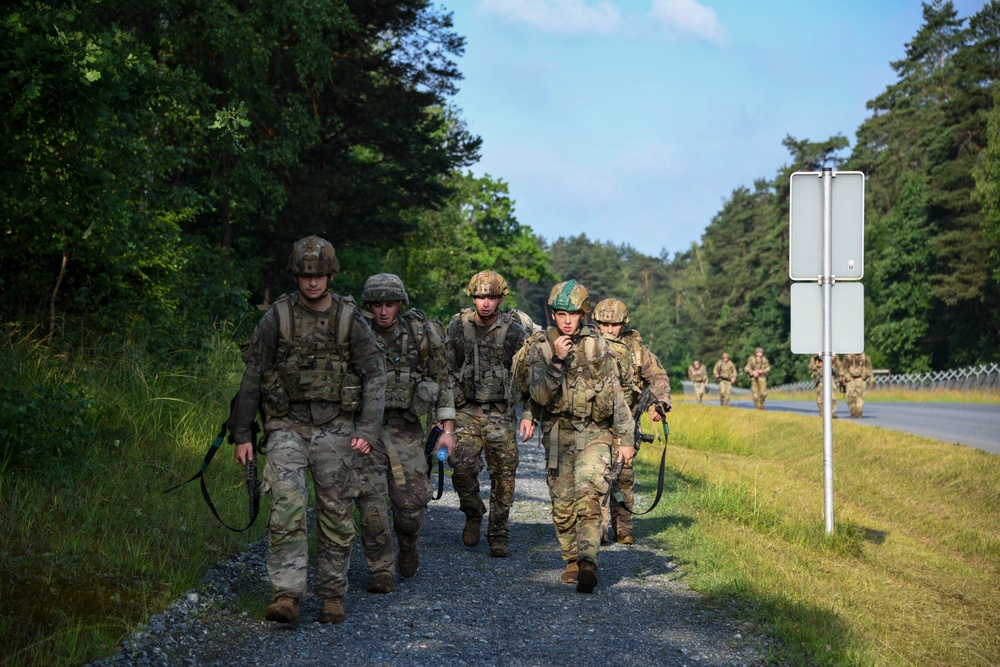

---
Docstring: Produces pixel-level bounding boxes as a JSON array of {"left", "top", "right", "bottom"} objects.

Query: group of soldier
[
  {"left": 229, "top": 236, "right": 672, "bottom": 625},
  {"left": 686, "top": 349, "right": 873, "bottom": 418}
]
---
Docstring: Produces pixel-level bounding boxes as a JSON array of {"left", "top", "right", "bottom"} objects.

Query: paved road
[{"left": 731, "top": 399, "right": 1000, "bottom": 456}]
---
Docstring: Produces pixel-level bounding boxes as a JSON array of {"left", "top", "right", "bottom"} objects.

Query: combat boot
[
  {"left": 366, "top": 571, "right": 395, "bottom": 594},
  {"left": 489, "top": 537, "right": 509, "bottom": 558},
  {"left": 617, "top": 531, "right": 636, "bottom": 545},
  {"left": 560, "top": 560, "right": 579, "bottom": 584},
  {"left": 576, "top": 560, "right": 598, "bottom": 594},
  {"left": 396, "top": 535, "right": 420, "bottom": 579},
  {"left": 462, "top": 516, "right": 481, "bottom": 547},
  {"left": 264, "top": 596, "right": 299, "bottom": 624},
  {"left": 318, "top": 597, "right": 345, "bottom": 624}
]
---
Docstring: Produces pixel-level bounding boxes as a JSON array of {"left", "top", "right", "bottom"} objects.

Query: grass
[
  {"left": 634, "top": 402, "right": 1000, "bottom": 666},
  {"left": 766, "top": 387, "right": 1000, "bottom": 404},
  {"left": 0, "top": 325, "right": 265, "bottom": 667}
]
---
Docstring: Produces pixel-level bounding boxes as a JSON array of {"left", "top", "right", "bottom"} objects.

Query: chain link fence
[{"left": 682, "top": 362, "right": 1000, "bottom": 395}]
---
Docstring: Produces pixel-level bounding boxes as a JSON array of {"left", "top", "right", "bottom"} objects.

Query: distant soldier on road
[
  {"left": 688, "top": 360, "right": 708, "bottom": 404},
  {"left": 744, "top": 347, "right": 771, "bottom": 410},
  {"left": 713, "top": 353, "right": 737, "bottom": 407},
  {"left": 842, "top": 352, "right": 874, "bottom": 418},
  {"left": 809, "top": 354, "right": 841, "bottom": 418}
]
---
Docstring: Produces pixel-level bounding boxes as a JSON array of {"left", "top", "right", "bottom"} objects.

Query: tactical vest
[
  {"left": 845, "top": 355, "right": 866, "bottom": 378},
  {"left": 260, "top": 292, "right": 361, "bottom": 417},
  {"left": 458, "top": 308, "right": 513, "bottom": 404},
  {"left": 378, "top": 309, "right": 440, "bottom": 414},
  {"left": 525, "top": 325, "right": 614, "bottom": 422}
]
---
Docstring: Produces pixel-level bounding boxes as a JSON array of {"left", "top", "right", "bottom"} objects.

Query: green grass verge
[
  {"left": 0, "top": 325, "right": 265, "bottom": 666},
  {"left": 634, "top": 403, "right": 999, "bottom": 666}
]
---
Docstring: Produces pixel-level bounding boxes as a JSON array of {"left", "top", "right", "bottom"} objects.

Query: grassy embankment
[
  {"left": 0, "top": 326, "right": 265, "bottom": 667},
  {"left": 636, "top": 400, "right": 999, "bottom": 666}
]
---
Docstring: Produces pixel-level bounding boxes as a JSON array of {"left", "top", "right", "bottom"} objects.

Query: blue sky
[{"left": 447, "top": 0, "right": 989, "bottom": 257}]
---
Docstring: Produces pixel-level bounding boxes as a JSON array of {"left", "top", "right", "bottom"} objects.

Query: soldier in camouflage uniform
[
  {"left": 713, "top": 353, "right": 737, "bottom": 407},
  {"left": 231, "top": 236, "right": 386, "bottom": 625},
  {"left": 521, "top": 281, "right": 635, "bottom": 593},
  {"left": 809, "top": 353, "right": 842, "bottom": 418},
  {"left": 842, "top": 352, "right": 874, "bottom": 418},
  {"left": 688, "top": 360, "right": 708, "bottom": 404},
  {"left": 444, "top": 271, "right": 533, "bottom": 558},
  {"left": 590, "top": 298, "right": 671, "bottom": 546},
  {"left": 744, "top": 347, "right": 771, "bottom": 410},
  {"left": 356, "top": 274, "right": 456, "bottom": 590}
]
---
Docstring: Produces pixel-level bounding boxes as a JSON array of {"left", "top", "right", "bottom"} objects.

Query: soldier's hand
[
  {"left": 234, "top": 443, "right": 254, "bottom": 467},
  {"left": 553, "top": 335, "right": 572, "bottom": 361},
  {"left": 647, "top": 405, "right": 662, "bottom": 422},
  {"left": 351, "top": 437, "right": 372, "bottom": 454},
  {"left": 435, "top": 431, "right": 456, "bottom": 459},
  {"left": 618, "top": 444, "right": 635, "bottom": 465},
  {"left": 519, "top": 418, "right": 535, "bottom": 442}
]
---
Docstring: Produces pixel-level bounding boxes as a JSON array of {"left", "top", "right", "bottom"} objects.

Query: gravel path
[{"left": 92, "top": 437, "right": 768, "bottom": 667}]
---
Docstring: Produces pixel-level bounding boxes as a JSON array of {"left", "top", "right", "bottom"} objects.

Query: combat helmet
[
  {"left": 548, "top": 280, "right": 591, "bottom": 314},
  {"left": 591, "top": 298, "right": 630, "bottom": 325},
  {"left": 362, "top": 273, "right": 409, "bottom": 306},
  {"left": 288, "top": 236, "right": 339, "bottom": 276},
  {"left": 466, "top": 270, "right": 509, "bottom": 298}
]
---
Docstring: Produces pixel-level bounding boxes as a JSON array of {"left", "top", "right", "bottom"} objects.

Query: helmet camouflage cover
[
  {"left": 288, "top": 236, "right": 339, "bottom": 276},
  {"left": 591, "top": 298, "right": 630, "bottom": 325},
  {"left": 465, "top": 270, "right": 509, "bottom": 298},
  {"left": 363, "top": 273, "right": 409, "bottom": 306},
  {"left": 548, "top": 279, "right": 591, "bottom": 314}
]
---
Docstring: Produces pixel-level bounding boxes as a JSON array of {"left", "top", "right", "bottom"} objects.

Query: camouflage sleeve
[
  {"left": 604, "top": 352, "right": 635, "bottom": 443},
  {"left": 425, "top": 321, "right": 456, "bottom": 422},
  {"left": 743, "top": 358, "right": 753, "bottom": 375},
  {"left": 230, "top": 308, "right": 280, "bottom": 444},
  {"left": 526, "top": 341, "right": 562, "bottom": 408},
  {"left": 504, "top": 316, "right": 533, "bottom": 419},
  {"left": 443, "top": 314, "right": 465, "bottom": 405},
  {"left": 713, "top": 361, "right": 721, "bottom": 377},
  {"left": 761, "top": 358, "right": 771, "bottom": 376},
  {"left": 348, "top": 310, "right": 386, "bottom": 445},
  {"left": 640, "top": 345, "right": 672, "bottom": 409}
]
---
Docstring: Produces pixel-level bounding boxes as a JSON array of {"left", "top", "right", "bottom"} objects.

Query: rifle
[
  {"left": 604, "top": 387, "right": 669, "bottom": 516},
  {"left": 163, "top": 394, "right": 263, "bottom": 532},
  {"left": 424, "top": 425, "right": 445, "bottom": 500}
]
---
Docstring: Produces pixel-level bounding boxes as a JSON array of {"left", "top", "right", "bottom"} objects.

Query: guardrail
[{"left": 680, "top": 362, "right": 1000, "bottom": 395}]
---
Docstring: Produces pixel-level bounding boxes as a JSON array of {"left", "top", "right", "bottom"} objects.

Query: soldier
[
  {"left": 444, "top": 271, "right": 533, "bottom": 558},
  {"left": 687, "top": 360, "right": 708, "bottom": 404},
  {"left": 744, "top": 347, "right": 771, "bottom": 410},
  {"left": 590, "top": 298, "right": 671, "bottom": 546},
  {"left": 356, "top": 274, "right": 456, "bottom": 590},
  {"left": 231, "top": 236, "right": 386, "bottom": 625},
  {"left": 713, "top": 353, "right": 737, "bottom": 407},
  {"left": 809, "top": 353, "right": 842, "bottom": 418},
  {"left": 522, "top": 281, "right": 635, "bottom": 593},
  {"left": 842, "top": 352, "right": 874, "bottom": 418}
]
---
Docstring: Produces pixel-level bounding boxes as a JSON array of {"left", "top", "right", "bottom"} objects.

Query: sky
[{"left": 446, "top": 0, "right": 990, "bottom": 257}]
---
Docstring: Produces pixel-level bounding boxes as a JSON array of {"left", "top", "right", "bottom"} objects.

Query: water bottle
[{"left": 436, "top": 447, "right": 448, "bottom": 462}]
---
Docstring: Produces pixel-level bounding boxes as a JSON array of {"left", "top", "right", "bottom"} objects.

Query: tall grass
[
  {"left": 0, "top": 324, "right": 263, "bottom": 666},
  {"left": 636, "top": 403, "right": 1000, "bottom": 666}
]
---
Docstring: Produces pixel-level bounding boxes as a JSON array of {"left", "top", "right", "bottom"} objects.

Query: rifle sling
[
  {"left": 162, "top": 403, "right": 260, "bottom": 533},
  {"left": 619, "top": 408, "right": 669, "bottom": 517}
]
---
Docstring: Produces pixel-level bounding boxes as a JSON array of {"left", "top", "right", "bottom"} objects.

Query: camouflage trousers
[
  {"left": 543, "top": 419, "right": 613, "bottom": 567},
  {"left": 815, "top": 381, "right": 837, "bottom": 417},
  {"left": 601, "top": 439, "right": 635, "bottom": 538},
  {"left": 694, "top": 382, "right": 707, "bottom": 404},
  {"left": 451, "top": 405, "right": 518, "bottom": 540},
  {"left": 846, "top": 378, "right": 868, "bottom": 417},
  {"left": 356, "top": 417, "right": 434, "bottom": 576},
  {"left": 750, "top": 377, "right": 767, "bottom": 408},
  {"left": 261, "top": 415, "right": 359, "bottom": 600},
  {"left": 718, "top": 380, "right": 732, "bottom": 406}
]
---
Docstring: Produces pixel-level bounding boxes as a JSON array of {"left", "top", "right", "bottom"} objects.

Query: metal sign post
[{"left": 789, "top": 168, "right": 865, "bottom": 536}]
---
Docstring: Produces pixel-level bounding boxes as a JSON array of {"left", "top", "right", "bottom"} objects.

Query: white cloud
[
  {"left": 649, "top": 0, "right": 727, "bottom": 44},
  {"left": 479, "top": 0, "right": 624, "bottom": 36}
]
